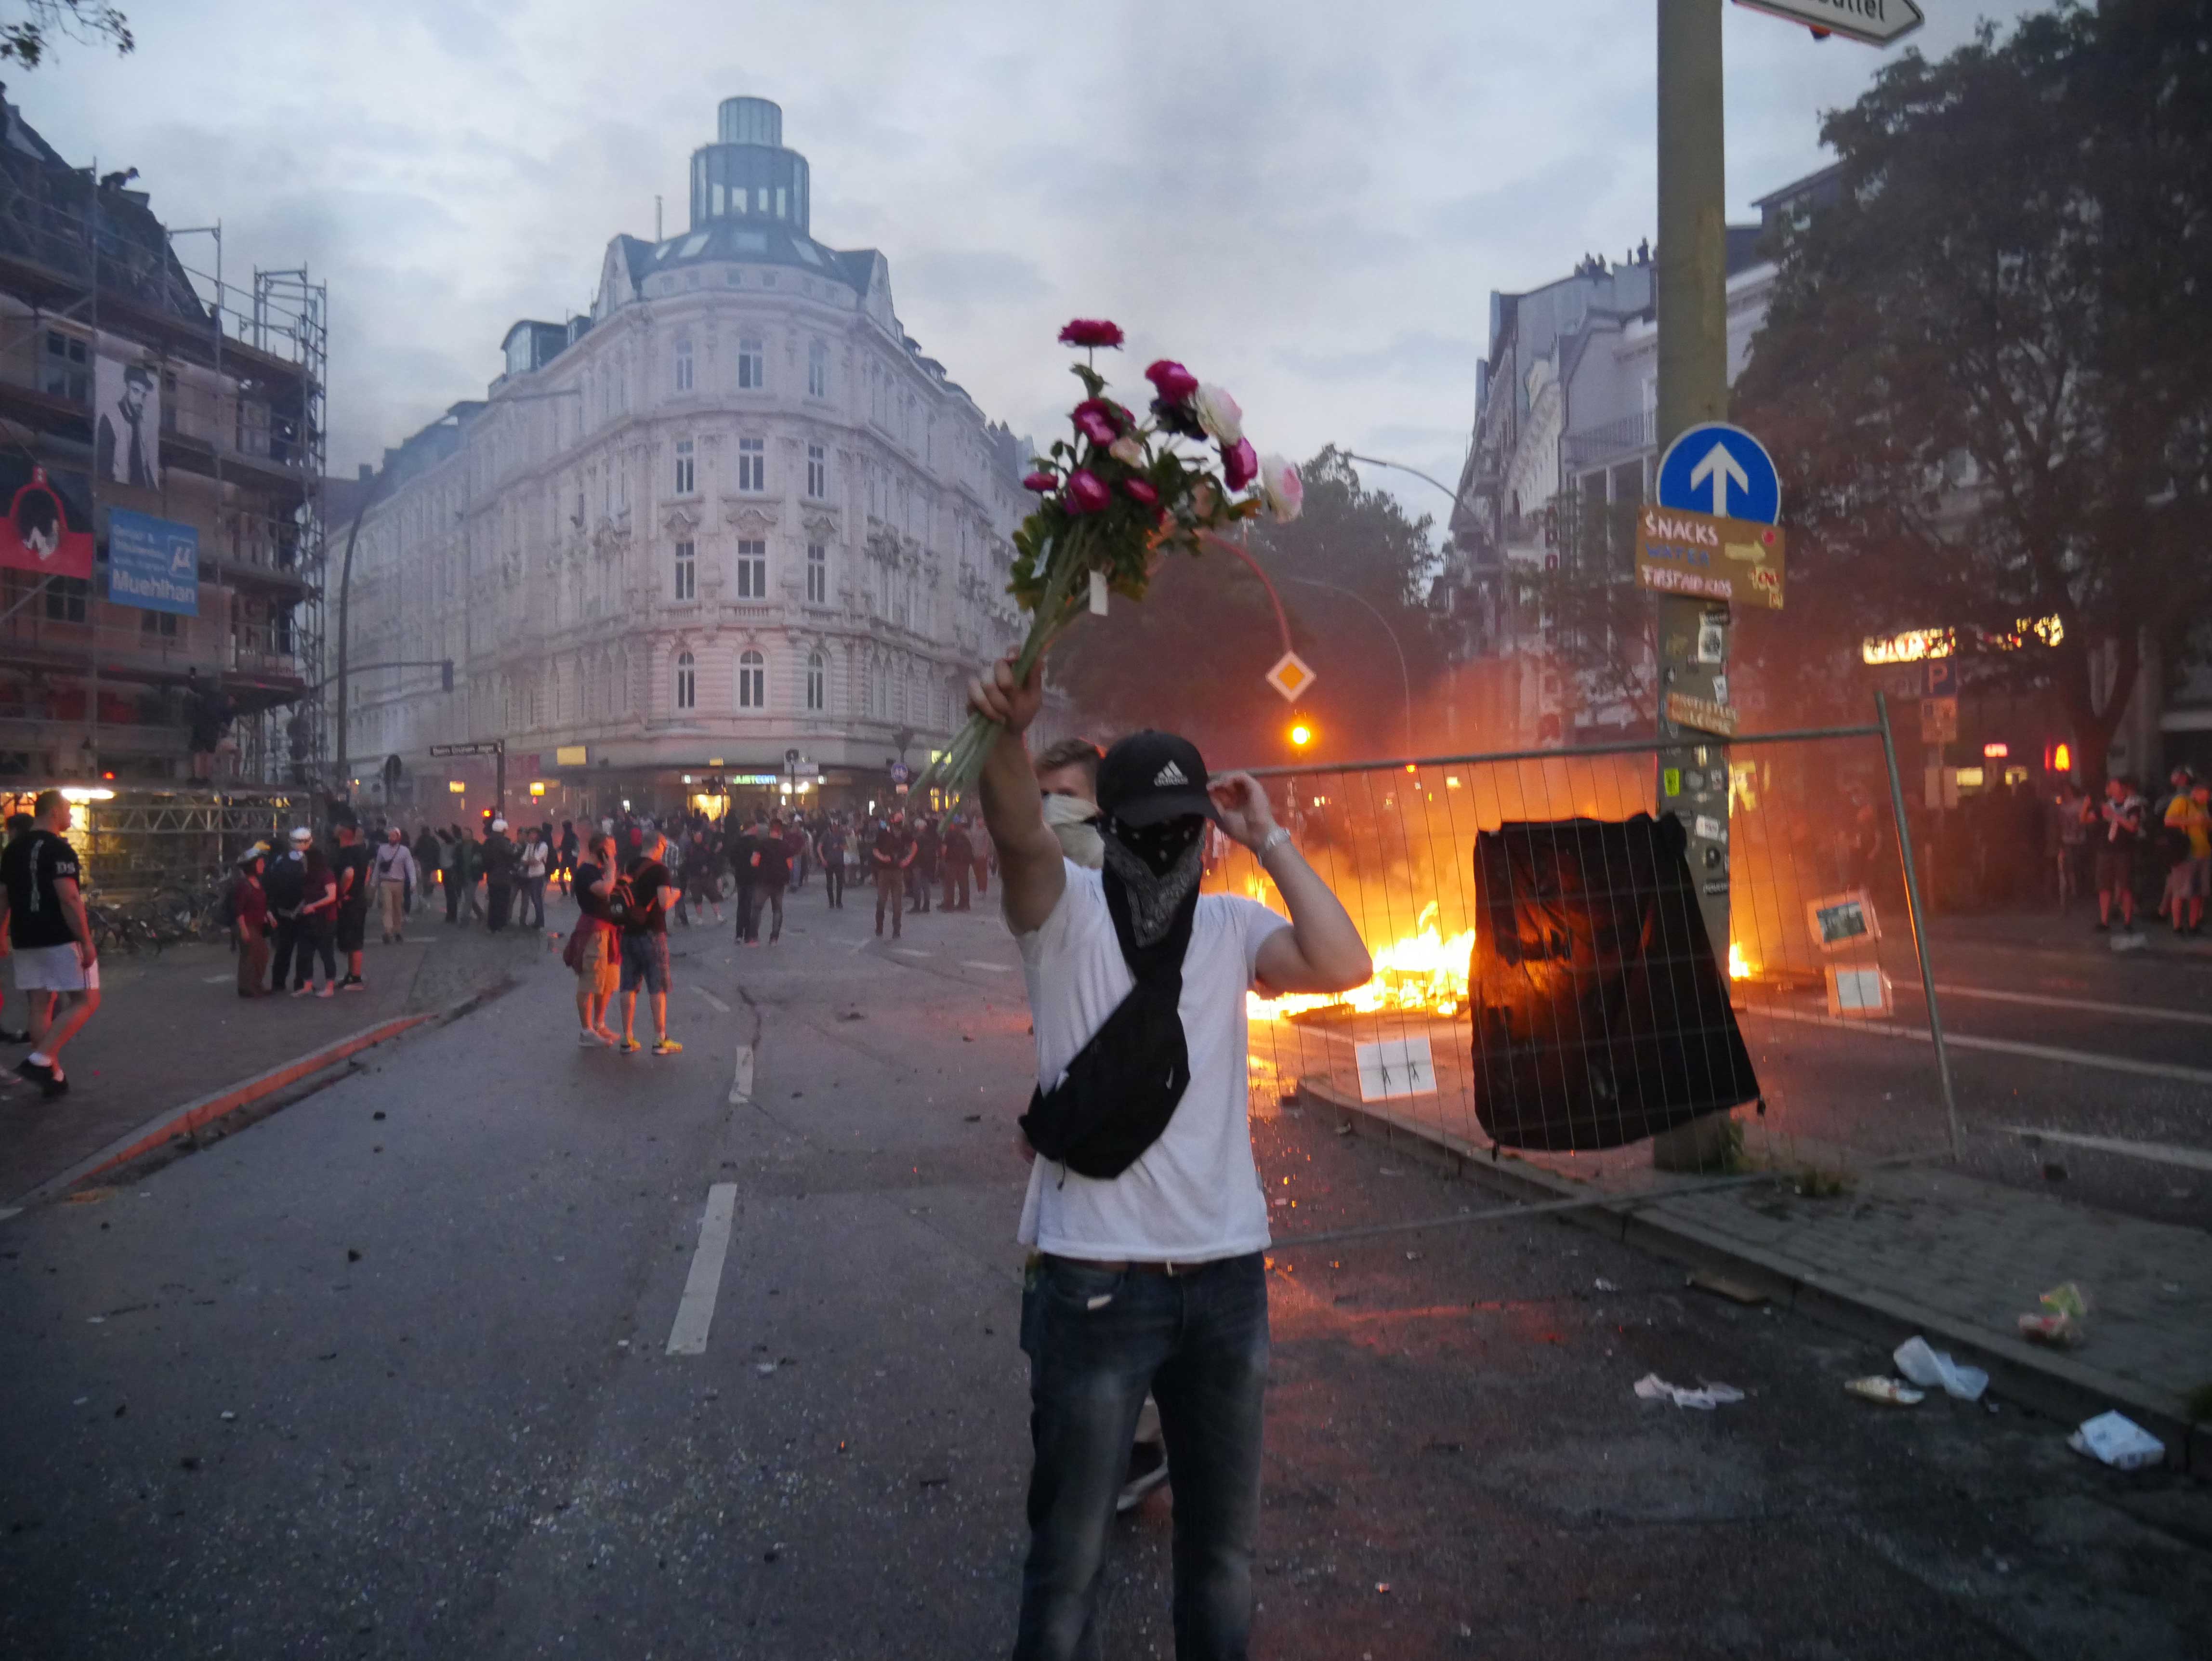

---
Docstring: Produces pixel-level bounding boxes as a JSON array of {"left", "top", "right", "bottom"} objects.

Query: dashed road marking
[
  {"left": 2004, "top": 1126, "right": 2212, "bottom": 1173},
  {"left": 891, "top": 948, "right": 935, "bottom": 959},
  {"left": 693, "top": 987, "right": 731, "bottom": 1014},
  {"left": 201, "top": 974, "right": 231, "bottom": 984},
  {"left": 666, "top": 1183, "right": 739, "bottom": 1356},
  {"left": 959, "top": 961, "right": 1014, "bottom": 973},
  {"left": 728, "top": 1044, "right": 754, "bottom": 1105}
]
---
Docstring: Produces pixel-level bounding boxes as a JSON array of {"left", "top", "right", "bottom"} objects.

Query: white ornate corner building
[{"left": 342, "top": 95, "right": 1031, "bottom": 824}]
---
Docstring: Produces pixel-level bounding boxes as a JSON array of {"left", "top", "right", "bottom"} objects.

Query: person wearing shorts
[
  {"left": 570, "top": 834, "right": 621, "bottom": 1044},
  {"left": 2164, "top": 779, "right": 2211, "bottom": 937},
  {"left": 2094, "top": 777, "right": 2146, "bottom": 931},
  {"left": 0, "top": 789, "right": 99, "bottom": 1097},
  {"left": 617, "top": 830, "right": 681, "bottom": 1056}
]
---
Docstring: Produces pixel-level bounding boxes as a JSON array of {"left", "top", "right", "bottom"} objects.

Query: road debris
[
  {"left": 1594, "top": 1278, "right": 1619, "bottom": 1292},
  {"left": 1633, "top": 1373, "right": 1744, "bottom": 1410},
  {"left": 1893, "top": 1336, "right": 1988, "bottom": 1401},
  {"left": 2018, "top": 1282, "right": 2088, "bottom": 1347},
  {"left": 2068, "top": 1410, "right": 2163, "bottom": 1470},
  {"left": 1686, "top": 1269, "right": 1770, "bottom": 1305},
  {"left": 1844, "top": 1376, "right": 1925, "bottom": 1406}
]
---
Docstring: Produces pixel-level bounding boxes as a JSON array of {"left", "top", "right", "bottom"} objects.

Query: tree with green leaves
[
  {"left": 1736, "top": 0, "right": 2212, "bottom": 781},
  {"left": 1048, "top": 446, "right": 1444, "bottom": 763},
  {"left": 1, "top": 1, "right": 132, "bottom": 69}
]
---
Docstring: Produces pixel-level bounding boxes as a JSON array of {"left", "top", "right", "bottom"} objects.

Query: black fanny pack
[{"left": 1019, "top": 875, "right": 1196, "bottom": 1180}]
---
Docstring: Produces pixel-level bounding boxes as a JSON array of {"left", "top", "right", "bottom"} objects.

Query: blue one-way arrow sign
[{"left": 1656, "top": 422, "right": 1781, "bottom": 526}]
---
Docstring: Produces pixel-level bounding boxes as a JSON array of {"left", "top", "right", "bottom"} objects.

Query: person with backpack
[
  {"left": 615, "top": 830, "right": 681, "bottom": 1055},
  {"left": 265, "top": 825, "right": 312, "bottom": 992},
  {"left": 232, "top": 844, "right": 272, "bottom": 997}
]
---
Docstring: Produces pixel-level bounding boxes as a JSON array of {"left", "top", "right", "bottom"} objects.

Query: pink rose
[
  {"left": 1221, "top": 437, "right": 1258, "bottom": 492},
  {"left": 1072, "top": 398, "right": 1122, "bottom": 446},
  {"left": 1123, "top": 477, "right": 1160, "bottom": 507},
  {"left": 1058, "top": 319, "right": 1125, "bottom": 349},
  {"left": 1065, "top": 470, "right": 1111, "bottom": 514},
  {"left": 1108, "top": 433, "right": 1146, "bottom": 467},
  {"left": 1257, "top": 454, "right": 1303, "bottom": 523},
  {"left": 1144, "top": 359, "right": 1199, "bottom": 402},
  {"left": 1021, "top": 471, "right": 1057, "bottom": 494}
]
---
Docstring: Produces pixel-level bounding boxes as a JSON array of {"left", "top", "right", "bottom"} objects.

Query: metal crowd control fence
[{"left": 1218, "top": 695, "right": 1959, "bottom": 1198}]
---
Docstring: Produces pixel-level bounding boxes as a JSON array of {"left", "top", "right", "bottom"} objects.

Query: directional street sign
[
  {"left": 429, "top": 740, "right": 504, "bottom": 757},
  {"left": 1656, "top": 422, "right": 1781, "bottom": 526},
  {"left": 1265, "top": 651, "right": 1317, "bottom": 704},
  {"left": 1634, "top": 502, "right": 1788, "bottom": 610},
  {"left": 1732, "top": 0, "right": 1924, "bottom": 47}
]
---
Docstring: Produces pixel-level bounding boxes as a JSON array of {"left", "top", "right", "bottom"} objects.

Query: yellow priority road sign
[{"left": 1266, "top": 651, "right": 1317, "bottom": 703}]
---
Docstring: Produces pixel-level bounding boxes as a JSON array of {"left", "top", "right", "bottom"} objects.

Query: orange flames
[{"left": 1248, "top": 902, "right": 1475, "bottom": 1023}]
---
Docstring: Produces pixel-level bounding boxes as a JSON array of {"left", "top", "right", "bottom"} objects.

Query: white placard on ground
[
  {"left": 1355, "top": 1036, "right": 1437, "bottom": 1101},
  {"left": 1827, "top": 965, "right": 1892, "bottom": 1018}
]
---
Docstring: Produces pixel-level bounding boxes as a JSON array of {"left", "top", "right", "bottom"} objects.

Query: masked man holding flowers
[{"left": 972, "top": 656, "right": 1369, "bottom": 1659}]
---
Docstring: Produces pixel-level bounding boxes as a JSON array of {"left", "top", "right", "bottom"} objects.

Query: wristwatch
[{"left": 1255, "top": 826, "right": 1292, "bottom": 862}]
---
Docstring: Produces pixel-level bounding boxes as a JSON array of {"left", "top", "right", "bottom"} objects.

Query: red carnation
[
  {"left": 1123, "top": 477, "right": 1160, "bottom": 507},
  {"left": 1072, "top": 399, "right": 1122, "bottom": 446},
  {"left": 1021, "top": 471, "right": 1057, "bottom": 494},
  {"left": 1221, "top": 437, "right": 1259, "bottom": 492},
  {"left": 1144, "top": 359, "right": 1199, "bottom": 402},
  {"left": 1065, "top": 470, "right": 1111, "bottom": 514},
  {"left": 1058, "top": 318, "right": 1125, "bottom": 349}
]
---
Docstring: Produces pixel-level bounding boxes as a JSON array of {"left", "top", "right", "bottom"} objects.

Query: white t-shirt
[{"left": 1015, "top": 860, "right": 1290, "bottom": 1262}]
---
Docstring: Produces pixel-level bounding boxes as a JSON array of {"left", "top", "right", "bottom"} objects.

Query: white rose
[
  {"left": 1193, "top": 384, "right": 1243, "bottom": 447},
  {"left": 1108, "top": 433, "right": 1145, "bottom": 468}
]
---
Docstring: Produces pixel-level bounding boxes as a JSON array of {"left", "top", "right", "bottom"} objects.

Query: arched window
[
  {"left": 806, "top": 649, "right": 825, "bottom": 712},
  {"left": 674, "top": 650, "right": 696, "bottom": 711},
  {"left": 738, "top": 649, "right": 765, "bottom": 710}
]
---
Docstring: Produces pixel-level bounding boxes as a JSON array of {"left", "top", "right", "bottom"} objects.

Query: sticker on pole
[
  {"left": 1635, "top": 504, "right": 1787, "bottom": 610},
  {"left": 1265, "top": 651, "right": 1317, "bottom": 703}
]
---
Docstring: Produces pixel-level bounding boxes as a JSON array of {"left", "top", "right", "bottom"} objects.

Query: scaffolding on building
[{"left": 0, "top": 97, "right": 327, "bottom": 890}]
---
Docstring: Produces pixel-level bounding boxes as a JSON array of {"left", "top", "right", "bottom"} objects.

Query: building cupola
[{"left": 689, "top": 96, "right": 810, "bottom": 235}]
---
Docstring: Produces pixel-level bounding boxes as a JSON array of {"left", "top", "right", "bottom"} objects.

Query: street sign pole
[{"left": 1652, "top": 0, "right": 1736, "bottom": 1173}]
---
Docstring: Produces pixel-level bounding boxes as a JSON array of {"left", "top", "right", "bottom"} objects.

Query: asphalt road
[{"left": 2, "top": 889, "right": 2208, "bottom": 1659}]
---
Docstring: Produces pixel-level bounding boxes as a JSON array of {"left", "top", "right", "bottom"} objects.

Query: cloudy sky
[{"left": 23, "top": 0, "right": 2041, "bottom": 526}]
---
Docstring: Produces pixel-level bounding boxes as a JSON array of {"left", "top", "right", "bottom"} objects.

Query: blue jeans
[{"left": 1014, "top": 1251, "right": 1268, "bottom": 1661}]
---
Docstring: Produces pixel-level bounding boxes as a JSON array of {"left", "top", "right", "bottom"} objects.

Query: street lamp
[{"left": 1277, "top": 575, "right": 1415, "bottom": 758}]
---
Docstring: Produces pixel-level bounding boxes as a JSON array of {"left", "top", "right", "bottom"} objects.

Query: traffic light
[
  {"left": 441, "top": 659, "right": 455, "bottom": 693},
  {"left": 1288, "top": 718, "right": 1314, "bottom": 751}
]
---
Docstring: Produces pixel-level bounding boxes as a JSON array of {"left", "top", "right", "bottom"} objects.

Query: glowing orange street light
[{"left": 1289, "top": 720, "right": 1314, "bottom": 750}]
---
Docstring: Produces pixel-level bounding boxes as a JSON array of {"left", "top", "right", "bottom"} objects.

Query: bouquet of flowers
[{"left": 920, "top": 317, "right": 1304, "bottom": 797}]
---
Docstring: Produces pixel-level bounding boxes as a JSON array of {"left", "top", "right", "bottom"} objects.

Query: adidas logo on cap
[{"left": 1152, "top": 760, "right": 1189, "bottom": 788}]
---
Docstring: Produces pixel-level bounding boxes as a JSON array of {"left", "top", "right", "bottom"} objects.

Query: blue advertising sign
[
  {"left": 1655, "top": 422, "right": 1781, "bottom": 526},
  {"left": 107, "top": 507, "right": 198, "bottom": 616}
]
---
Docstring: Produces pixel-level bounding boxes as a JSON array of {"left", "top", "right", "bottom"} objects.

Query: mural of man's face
[{"left": 120, "top": 373, "right": 149, "bottom": 418}]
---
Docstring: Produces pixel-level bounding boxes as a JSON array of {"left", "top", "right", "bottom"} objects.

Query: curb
[
  {"left": 6, "top": 1013, "right": 432, "bottom": 1211},
  {"left": 1295, "top": 1078, "right": 2209, "bottom": 1475}
]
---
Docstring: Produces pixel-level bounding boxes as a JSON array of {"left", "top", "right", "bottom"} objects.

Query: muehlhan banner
[{"left": 106, "top": 507, "right": 198, "bottom": 616}]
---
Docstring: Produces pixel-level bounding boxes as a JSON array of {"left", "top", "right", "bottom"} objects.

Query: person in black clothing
[
  {"left": 483, "top": 818, "right": 516, "bottom": 931},
  {"left": 872, "top": 812, "right": 916, "bottom": 938},
  {"left": 941, "top": 817, "right": 974, "bottom": 911},
  {"left": 748, "top": 814, "right": 791, "bottom": 945},
  {"left": 331, "top": 817, "right": 374, "bottom": 990},
  {"left": 557, "top": 820, "right": 580, "bottom": 896},
  {"left": 911, "top": 815, "right": 939, "bottom": 913},
  {"left": 729, "top": 812, "right": 767, "bottom": 942},
  {"left": 617, "top": 831, "right": 682, "bottom": 1055},
  {"left": 412, "top": 824, "right": 441, "bottom": 915},
  {"left": 817, "top": 817, "right": 848, "bottom": 910},
  {"left": 0, "top": 812, "right": 36, "bottom": 1043},
  {"left": 266, "top": 825, "right": 312, "bottom": 992}
]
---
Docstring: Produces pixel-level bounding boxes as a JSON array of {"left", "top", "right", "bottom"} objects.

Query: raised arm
[
  {"left": 1208, "top": 772, "right": 1370, "bottom": 995},
  {"left": 969, "top": 653, "right": 1065, "bottom": 935}
]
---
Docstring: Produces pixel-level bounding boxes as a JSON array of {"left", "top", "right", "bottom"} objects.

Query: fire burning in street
[
  {"left": 1729, "top": 942, "right": 1754, "bottom": 980},
  {"left": 1248, "top": 902, "right": 1475, "bottom": 1022}
]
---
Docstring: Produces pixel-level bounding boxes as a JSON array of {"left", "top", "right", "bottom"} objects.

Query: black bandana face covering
[{"left": 1101, "top": 815, "right": 1205, "bottom": 949}]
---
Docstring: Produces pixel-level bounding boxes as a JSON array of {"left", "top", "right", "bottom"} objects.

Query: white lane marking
[
  {"left": 728, "top": 1044, "right": 754, "bottom": 1105},
  {"left": 2004, "top": 1126, "right": 2212, "bottom": 1173},
  {"left": 891, "top": 948, "right": 935, "bottom": 959},
  {"left": 960, "top": 961, "right": 1014, "bottom": 973},
  {"left": 1749, "top": 1005, "right": 2212, "bottom": 1087},
  {"left": 666, "top": 1183, "right": 739, "bottom": 1356},
  {"left": 1922, "top": 983, "right": 2212, "bottom": 1029},
  {"left": 693, "top": 987, "right": 731, "bottom": 1014},
  {"left": 201, "top": 974, "right": 231, "bottom": 984},
  {"left": 0, "top": 1206, "right": 21, "bottom": 1224}
]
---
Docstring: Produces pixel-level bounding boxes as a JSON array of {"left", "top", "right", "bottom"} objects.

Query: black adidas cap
[{"left": 1094, "top": 730, "right": 1219, "bottom": 828}]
